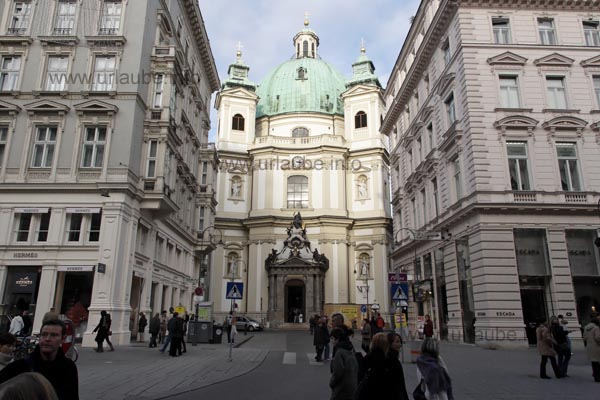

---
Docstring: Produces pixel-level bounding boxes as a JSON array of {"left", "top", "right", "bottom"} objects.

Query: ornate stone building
[
  {"left": 212, "top": 19, "right": 391, "bottom": 326},
  {"left": 384, "top": 0, "right": 600, "bottom": 346}
]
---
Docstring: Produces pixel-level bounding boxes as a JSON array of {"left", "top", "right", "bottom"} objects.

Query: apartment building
[
  {"left": 0, "top": 0, "right": 219, "bottom": 346},
  {"left": 383, "top": 0, "right": 600, "bottom": 346}
]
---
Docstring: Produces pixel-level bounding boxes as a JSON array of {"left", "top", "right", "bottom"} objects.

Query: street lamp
[
  {"left": 354, "top": 261, "right": 370, "bottom": 319},
  {"left": 197, "top": 225, "right": 224, "bottom": 246},
  {"left": 228, "top": 258, "right": 246, "bottom": 362}
]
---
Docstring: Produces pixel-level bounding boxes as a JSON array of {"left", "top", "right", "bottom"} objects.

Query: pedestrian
[
  {"left": 43, "top": 308, "right": 60, "bottom": 324},
  {"left": 0, "top": 333, "right": 16, "bottom": 371},
  {"left": 550, "top": 315, "right": 570, "bottom": 377},
  {"left": 137, "top": 312, "right": 147, "bottom": 343},
  {"left": 558, "top": 315, "right": 572, "bottom": 352},
  {"left": 0, "top": 319, "right": 79, "bottom": 400},
  {"left": 356, "top": 332, "right": 388, "bottom": 399},
  {"left": 424, "top": 314, "right": 434, "bottom": 338},
  {"left": 9, "top": 311, "right": 24, "bottom": 336},
  {"left": 536, "top": 321, "right": 561, "bottom": 379},
  {"left": 102, "top": 312, "right": 114, "bottom": 351},
  {"left": 323, "top": 316, "right": 332, "bottom": 361},
  {"left": 309, "top": 314, "right": 316, "bottom": 335},
  {"left": 415, "top": 338, "right": 453, "bottom": 400},
  {"left": 225, "top": 311, "right": 237, "bottom": 344},
  {"left": 375, "top": 313, "right": 385, "bottom": 333},
  {"left": 148, "top": 313, "right": 160, "bottom": 348},
  {"left": 0, "top": 372, "right": 58, "bottom": 400},
  {"left": 180, "top": 313, "right": 187, "bottom": 354},
  {"left": 313, "top": 317, "right": 328, "bottom": 362},
  {"left": 582, "top": 312, "right": 600, "bottom": 382},
  {"left": 360, "top": 318, "right": 372, "bottom": 354},
  {"left": 168, "top": 312, "right": 184, "bottom": 357},
  {"left": 92, "top": 310, "right": 112, "bottom": 352},
  {"left": 21, "top": 310, "right": 32, "bottom": 336},
  {"left": 386, "top": 332, "right": 410, "bottom": 400},
  {"left": 329, "top": 327, "right": 358, "bottom": 400},
  {"left": 159, "top": 310, "right": 168, "bottom": 344}
]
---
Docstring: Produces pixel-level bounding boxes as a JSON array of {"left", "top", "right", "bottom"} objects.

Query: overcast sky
[{"left": 200, "top": 0, "right": 421, "bottom": 139}]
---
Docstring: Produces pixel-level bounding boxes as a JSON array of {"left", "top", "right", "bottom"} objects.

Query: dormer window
[
  {"left": 303, "top": 41, "right": 308, "bottom": 57},
  {"left": 355, "top": 111, "right": 367, "bottom": 129},
  {"left": 292, "top": 127, "right": 309, "bottom": 137},
  {"left": 297, "top": 67, "right": 306, "bottom": 80},
  {"left": 232, "top": 114, "right": 245, "bottom": 131}
]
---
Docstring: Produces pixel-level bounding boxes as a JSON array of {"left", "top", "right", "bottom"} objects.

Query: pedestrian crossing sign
[
  {"left": 391, "top": 283, "right": 408, "bottom": 301},
  {"left": 226, "top": 282, "right": 244, "bottom": 299}
]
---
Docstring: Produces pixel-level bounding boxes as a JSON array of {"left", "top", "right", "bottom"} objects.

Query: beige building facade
[
  {"left": 0, "top": 0, "right": 219, "bottom": 346},
  {"left": 384, "top": 0, "right": 600, "bottom": 346},
  {"left": 211, "top": 20, "right": 392, "bottom": 326}
]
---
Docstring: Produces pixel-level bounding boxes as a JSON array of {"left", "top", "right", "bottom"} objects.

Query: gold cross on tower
[
  {"left": 236, "top": 41, "right": 243, "bottom": 58},
  {"left": 304, "top": 11, "right": 311, "bottom": 26}
]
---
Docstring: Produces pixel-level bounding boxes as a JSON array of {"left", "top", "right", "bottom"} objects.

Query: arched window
[
  {"left": 297, "top": 43, "right": 300, "bottom": 57},
  {"left": 297, "top": 67, "right": 306, "bottom": 80},
  {"left": 287, "top": 175, "right": 308, "bottom": 208},
  {"left": 311, "top": 43, "right": 315, "bottom": 57},
  {"left": 232, "top": 114, "right": 245, "bottom": 131},
  {"left": 355, "top": 111, "right": 367, "bottom": 129},
  {"left": 303, "top": 40, "right": 308, "bottom": 57},
  {"left": 227, "top": 252, "right": 239, "bottom": 277},
  {"left": 292, "top": 127, "right": 309, "bottom": 137}
]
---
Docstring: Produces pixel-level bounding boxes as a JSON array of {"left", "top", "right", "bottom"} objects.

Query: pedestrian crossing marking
[
  {"left": 226, "top": 282, "right": 243, "bottom": 299},
  {"left": 391, "top": 283, "right": 407, "bottom": 300},
  {"left": 282, "top": 352, "right": 296, "bottom": 364}
]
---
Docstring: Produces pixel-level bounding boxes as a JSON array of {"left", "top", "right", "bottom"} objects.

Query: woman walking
[
  {"left": 92, "top": 310, "right": 112, "bottom": 352},
  {"left": 536, "top": 321, "right": 561, "bottom": 379},
  {"left": 329, "top": 327, "right": 358, "bottom": 400},
  {"left": 415, "top": 338, "right": 453, "bottom": 400},
  {"left": 386, "top": 332, "right": 410, "bottom": 400}
]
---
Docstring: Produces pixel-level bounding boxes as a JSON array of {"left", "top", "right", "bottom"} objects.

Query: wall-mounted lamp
[{"left": 100, "top": 189, "right": 110, "bottom": 198}]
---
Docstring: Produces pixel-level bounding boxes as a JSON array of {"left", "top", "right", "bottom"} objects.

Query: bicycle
[{"left": 13, "top": 335, "right": 38, "bottom": 360}]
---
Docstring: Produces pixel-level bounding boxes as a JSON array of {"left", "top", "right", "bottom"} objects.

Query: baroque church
[{"left": 210, "top": 18, "right": 392, "bottom": 326}]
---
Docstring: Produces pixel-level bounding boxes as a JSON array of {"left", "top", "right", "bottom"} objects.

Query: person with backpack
[{"left": 375, "top": 313, "right": 385, "bottom": 333}]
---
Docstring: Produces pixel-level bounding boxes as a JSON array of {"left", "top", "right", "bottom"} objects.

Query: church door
[{"left": 285, "top": 280, "right": 305, "bottom": 323}]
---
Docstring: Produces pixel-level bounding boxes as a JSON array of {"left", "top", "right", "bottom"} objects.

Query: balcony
[
  {"left": 564, "top": 193, "right": 587, "bottom": 203},
  {"left": 0, "top": 27, "right": 32, "bottom": 45},
  {"left": 140, "top": 180, "right": 179, "bottom": 218},
  {"left": 53, "top": 28, "right": 73, "bottom": 35},
  {"left": 7, "top": 27, "right": 26, "bottom": 35},
  {"left": 98, "top": 27, "right": 118, "bottom": 35},
  {"left": 253, "top": 134, "right": 346, "bottom": 148},
  {"left": 512, "top": 192, "right": 537, "bottom": 203}
]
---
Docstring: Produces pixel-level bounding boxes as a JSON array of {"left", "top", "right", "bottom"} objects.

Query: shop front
[
  {"left": 55, "top": 266, "right": 95, "bottom": 339},
  {"left": 566, "top": 230, "right": 600, "bottom": 326},
  {"left": 1, "top": 267, "right": 41, "bottom": 331}
]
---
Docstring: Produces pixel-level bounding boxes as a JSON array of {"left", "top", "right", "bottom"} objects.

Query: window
[
  {"left": 421, "top": 188, "right": 427, "bottom": 224},
  {"left": 492, "top": 17, "right": 511, "bottom": 44},
  {"left": 45, "top": 56, "right": 68, "bottom": 91},
  {"left": 9, "top": 2, "right": 31, "bottom": 34},
  {"left": 201, "top": 161, "right": 208, "bottom": 185},
  {"left": 303, "top": 40, "right": 308, "bottom": 57},
  {"left": 88, "top": 213, "right": 101, "bottom": 242},
  {"left": 411, "top": 198, "right": 417, "bottom": 228},
  {"left": 416, "top": 137, "right": 423, "bottom": 164},
  {"left": 546, "top": 76, "right": 567, "bottom": 109},
  {"left": 507, "top": 142, "right": 531, "bottom": 191},
  {"left": 355, "top": 111, "right": 367, "bottom": 129},
  {"left": 292, "top": 127, "right": 308, "bottom": 137},
  {"left": 499, "top": 75, "right": 520, "bottom": 108},
  {"left": 0, "top": 126, "right": 7, "bottom": 166},
  {"left": 538, "top": 18, "right": 557, "bottom": 45},
  {"left": 164, "top": 147, "right": 174, "bottom": 189},
  {"left": 427, "top": 123, "right": 434, "bottom": 152},
  {"left": 81, "top": 126, "right": 106, "bottom": 168},
  {"left": 287, "top": 175, "right": 308, "bottom": 208},
  {"left": 198, "top": 206, "right": 205, "bottom": 232},
  {"left": 16, "top": 213, "right": 32, "bottom": 242},
  {"left": 432, "top": 178, "right": 439, "bottom": 217},
  {"left": 583, "top": 20, "right": 600, "bottom": 47},
  {"left": 54, "top": 1, "right": 76, "bottom": 35},
  {"left": 99, "top": 1, "right": 122, "bottom": 35},
  {"left": 556, "top": 143, "right": 582, "bottom": 191},
  {"left": 407, "top": 150, "right": 413, "bottom": 173},
  {"left": 67, "top": 213, "right": 83, "bottom": 242},
  {"left": 453, "top": 158, "right": 462, "bottom": 200},
  {"left": 0, "top": 56, "right": 21, "bottom": 91},
  {"left": 442, "top": 40, "right": 451, "bottom": 65},
  {"left": 146, "top": 139, "right": 157, "bottom": 178},
  {"left": 38, "top": 212, "right": 51, "bottom": 242},
  {"left": 31, "top": 126, "right": 57, "bottom": 168},
  {"left": 445, "top": 94, "right": 456, "bottom": 125},
  {"left": 594, "top": 76, "right": 600, "bottom": 107},
  {"left": 92, "top": 56, "right": 116, "bottom": 91},
  {"left": 232, "top": 114, "right": 245, "bottom": 131},
  {"left": 153, "top": 74, "right": 164, "bottom": 108}
]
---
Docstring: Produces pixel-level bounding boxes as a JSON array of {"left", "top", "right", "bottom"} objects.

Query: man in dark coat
[
  {"left": 313, "top": 317, "right": 329, "bottom": 362},
  {"left": 148, "top": 313, "right": 161, "bottom": 348},
  {"left": 92, "top": 310, "right": 111, "bottom": 352},
  {"left": 0, "top": 319, "right": 79, "bottom": 400},
  {"left": 168, "top": 312, "right": 184, "bottom": 357}
]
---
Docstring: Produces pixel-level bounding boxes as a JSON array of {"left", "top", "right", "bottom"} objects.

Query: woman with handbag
[
  {"left": 92, "top": 310, "right": 113, "bottom": 352},
  {"left": 536, "top": 321, "right": 561, "bottom": 379},
  {"left": 414, "top": 338, "right": 453, "bottom": 400}
]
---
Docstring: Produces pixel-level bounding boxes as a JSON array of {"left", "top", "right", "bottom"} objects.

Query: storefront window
[
  {"left": 514, "top": 229, "right": 550, "bottom": 276},
  {"left": 1, "top": 267, "right": 41, "bottom": 331},
  {"left": 456, "top": 239, "right": 475, "bottom": 343},
  {"left": 566, "top": 230, "right": 600, "bottom": 325}
]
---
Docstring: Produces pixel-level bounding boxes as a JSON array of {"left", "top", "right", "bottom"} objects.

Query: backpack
[{"left": 376, "top": 317, "right": 384, "bottom": 329}]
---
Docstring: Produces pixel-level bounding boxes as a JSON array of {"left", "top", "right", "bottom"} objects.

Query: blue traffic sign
[
  {"left": 391, "top": 283, "right": 408, "bottom": 301},
  {"left": 360, "top": 305, "right": 367, "bottom": 313},
  {"left": 226, "top": 282, "right": 244, "bottom": 299}
]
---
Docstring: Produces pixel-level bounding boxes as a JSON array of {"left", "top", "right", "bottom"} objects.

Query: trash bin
[
  {"left": 188, "top": 321, "right": 212, "bottom": 344},
  {"left": 210, "top": 324, "right": 223, "bottom": 344}
]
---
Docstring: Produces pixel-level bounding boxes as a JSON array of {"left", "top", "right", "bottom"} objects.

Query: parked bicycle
[{"left": 13, "top": 335, "right": 38, "bottom": 360}]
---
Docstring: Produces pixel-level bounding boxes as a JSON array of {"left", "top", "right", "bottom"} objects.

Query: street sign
[
  {"left": 388, "top": 273, "right": 408, "bottom": 282},
  {"left": 391, "top": 283, "right": 409, "bottom": 301},
  {"left": 371, "top": 303, "right": 380, "bottom": 311},
  {"left": 226, "top": 282, "right": 244, "bottom": 299},
  {"left": 360, "top": 305, "right": 367, "bottom": 313}
]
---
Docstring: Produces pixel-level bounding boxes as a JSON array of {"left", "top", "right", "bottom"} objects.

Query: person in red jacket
[{"left": 424, "top": 314, "right": 434, "bottom": 338}]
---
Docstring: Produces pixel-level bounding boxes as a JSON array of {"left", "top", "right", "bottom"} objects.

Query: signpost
[{"left": 225, "top": 282, "right": 243, "bottom": 362}]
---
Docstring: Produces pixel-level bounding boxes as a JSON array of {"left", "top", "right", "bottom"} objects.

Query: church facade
[{"left": 211, "top": 20, "right": 392, "bottom": 326}]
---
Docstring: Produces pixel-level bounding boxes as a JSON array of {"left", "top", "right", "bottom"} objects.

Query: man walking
[
  {"left": 0, "top": 319, "right": 79, "bottom": 399},
  {"left": 168, "top": 312, "right": 184, "bottom": 357},
  {"left": 424, "top": 314, "right": 434, "bottom": 338}
]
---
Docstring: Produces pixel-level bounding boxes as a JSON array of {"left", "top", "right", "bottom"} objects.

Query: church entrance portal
[{"left": 285, "top": 280, "right": 304, "bottom": 323}]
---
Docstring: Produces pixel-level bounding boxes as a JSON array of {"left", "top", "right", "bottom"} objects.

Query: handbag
[{"left": 413, "top": 379, "right": 427, "bottom": 400}]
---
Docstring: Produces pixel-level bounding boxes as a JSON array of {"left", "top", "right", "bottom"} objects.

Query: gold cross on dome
[
  {"left": 236, "top": 41, "right": 243, "bottom": 58},
  {"left": 360, "top": 38, "right": 366, "bottom": 53},
  {"left": 304, "top": 11, "right": 311, "bottom": 26}
]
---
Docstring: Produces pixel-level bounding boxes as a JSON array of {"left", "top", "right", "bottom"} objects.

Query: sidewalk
[{"left": 78, "top": 338, "right": 267, "bottom": 400}]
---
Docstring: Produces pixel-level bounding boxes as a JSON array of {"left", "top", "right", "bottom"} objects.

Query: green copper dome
[{"left": 256, "top": 57, "right": 346, "bottom": 118}]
